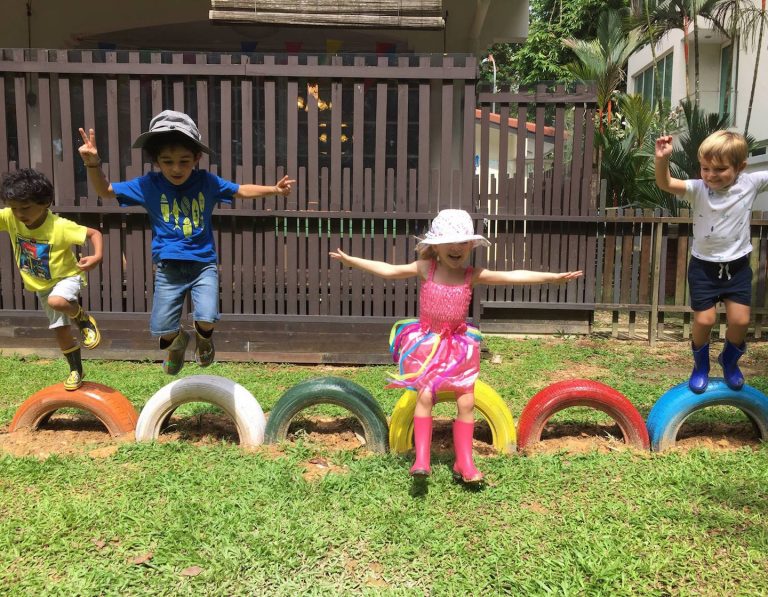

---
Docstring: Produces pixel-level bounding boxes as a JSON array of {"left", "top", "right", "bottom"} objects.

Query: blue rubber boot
[
  {"left": 689, "top": 343, "right": 710, "bottom": 394},
  {"left": 718, "top": 340, "right": 746, "bottom": 391}
]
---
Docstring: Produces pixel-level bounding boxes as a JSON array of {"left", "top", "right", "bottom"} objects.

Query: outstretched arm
[
  {"left": 474, "top": 268, "right": 583, "bottom": 285},
  {"left": 78, "top": 127, "right": 116, "bottom": 200},
  {"left": 654, "top": 136, "right": 687, "bottom": 196},
  {"left": 235, "top": 175, "right": 295, "bottom": 200},
  {"left": 78, "top": 226, "right": 103, "bottom": 271},
  {"left": 329, "top": 248, "right": 421, "bottom": 280}
]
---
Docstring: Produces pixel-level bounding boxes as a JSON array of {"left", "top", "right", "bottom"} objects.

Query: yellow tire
[{"left": 389, "top": 380, "right": 516, "bottom": 454}]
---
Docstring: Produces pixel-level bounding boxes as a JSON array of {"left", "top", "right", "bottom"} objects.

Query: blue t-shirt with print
[{"left": 112, "top": 170, "right": 239, "bottom": 263}]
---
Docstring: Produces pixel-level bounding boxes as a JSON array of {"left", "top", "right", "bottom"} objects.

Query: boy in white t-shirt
[{"left": 655, "top": 131, "right": 768, "bottom": 393}]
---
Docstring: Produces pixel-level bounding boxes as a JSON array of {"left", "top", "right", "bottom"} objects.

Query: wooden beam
[{"left": 209, "top": 10, "right": 444, "bottom": 28}]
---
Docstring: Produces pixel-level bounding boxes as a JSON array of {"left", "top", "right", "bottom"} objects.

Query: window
[{"left": 633, "top": 53, "right": 673, "bottom": 110}]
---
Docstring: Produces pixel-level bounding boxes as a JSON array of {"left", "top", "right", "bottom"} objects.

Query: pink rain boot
[
  {"left": 452, "top": 419, "right": 484, "bottom": 485},
  {"left": 409, "top": 416, "right": 432, "bottom": 477}
]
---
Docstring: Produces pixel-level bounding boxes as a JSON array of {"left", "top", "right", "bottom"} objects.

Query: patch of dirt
[
  {"left": 0, "top": 412, "right": 762, "bottom": 460},
  {"left": 522, "top": 421, "right": 762, "bottom": 455},
  {"left": 0, "top": 414, "right": 132, "bottom": 458},
  {"left": 287, "top": 416, "right": 367, "bottom": 451}
]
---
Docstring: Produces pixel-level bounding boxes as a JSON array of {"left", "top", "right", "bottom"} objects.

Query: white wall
[{"left": 627, "top": 5, "right": 768, "bottom": 145}]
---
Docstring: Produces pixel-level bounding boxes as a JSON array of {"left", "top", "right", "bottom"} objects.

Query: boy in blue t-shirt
[{"left": 78, "top": 110, "right": 294, "bottom": 374}]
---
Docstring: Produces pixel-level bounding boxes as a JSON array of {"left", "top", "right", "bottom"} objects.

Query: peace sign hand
[{"left": 78, "top": 128, "right": 102, "bottom": 167}]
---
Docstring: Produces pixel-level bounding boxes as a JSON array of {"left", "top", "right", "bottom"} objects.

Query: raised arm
[
  {"left": 235, "top": 175, "right": 295, "bottom": 200},
  {"left": 474, "top": 268, "right": 583, "bottom": 285},
  {"left": 77, "top": 226, "right": 103, "bottom": 271},
  {"left": 654, "top": 136, "right": 687, "bottom": 196},
  {"left": 78, "top": 128, "right": 116, "bottom": 200},
  {"left": 329, "top": 248, "right": 421, "bottom": 280}
]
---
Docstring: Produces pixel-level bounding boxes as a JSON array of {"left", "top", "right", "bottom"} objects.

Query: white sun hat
[{"left": 416, "top": 209, "right": 490, "bottom": 250}]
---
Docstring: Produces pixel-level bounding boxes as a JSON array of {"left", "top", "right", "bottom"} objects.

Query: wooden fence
[{"left": 0, "top": 49, "right": 765, "bottom": 363}]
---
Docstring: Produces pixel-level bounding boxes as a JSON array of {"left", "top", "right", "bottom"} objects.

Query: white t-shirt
[{"left": 684, "top": 171, "right": 768, "bottom": 262}]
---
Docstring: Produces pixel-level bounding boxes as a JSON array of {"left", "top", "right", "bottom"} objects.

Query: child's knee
[
  {"left": 47, "top": 295, "right": 73, "bottom": 312},
  {"left": 456, "top": 392, "right": 475, "bottom": 413},
  {"left": 693, "top": 310, "right": 717, "bottom": 328}
]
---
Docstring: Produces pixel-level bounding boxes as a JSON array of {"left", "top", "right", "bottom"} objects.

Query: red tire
[
  {"left": 9, "top": 382, "right": 139, "bottom": 438},
  {"left": 516, "top": 379, "right": 650, "bottom": 451}
]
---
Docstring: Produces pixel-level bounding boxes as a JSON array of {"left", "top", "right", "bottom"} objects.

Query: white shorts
[{"left": 36, "top": 276, "right": 83, "bottom": 329}]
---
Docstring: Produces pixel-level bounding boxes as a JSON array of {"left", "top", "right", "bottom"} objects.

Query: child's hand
[
  {"left": 329, "top": 248, "right": 351, "bottom": 265},
  {"left": 77, "top": 255, "right": 102, "bottom": 271},
  {"left": 655, "top": 136, "right": 674, "bottom": 160},
  {"left": 274, "top": 175, "right": 295, "bottom": 196},
  {"left": 78, "top": 128, "right": 101, "bottom": 166},
  {"left": 555, "top": 271, "right": 583, "bottom": 283}
]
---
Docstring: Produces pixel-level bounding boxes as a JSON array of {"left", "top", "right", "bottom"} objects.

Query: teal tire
[
  {"left": 264, "top": 377, "right": 389, "bottom": 453},
  {"left": 646, "top": 379, "right": 768, "bottom": 452}
]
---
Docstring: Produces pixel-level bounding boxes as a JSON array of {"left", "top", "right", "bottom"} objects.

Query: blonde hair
[
  {"left": 417, "top": 245, "right": 438, "bottom": 260},
  {"left": 697, "top": 130, "right": 748, "bottom": 168}
]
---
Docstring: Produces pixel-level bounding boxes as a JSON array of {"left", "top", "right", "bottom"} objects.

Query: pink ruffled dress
[{"left": 387, "top": 260, "right": 482, "bottom": 397}]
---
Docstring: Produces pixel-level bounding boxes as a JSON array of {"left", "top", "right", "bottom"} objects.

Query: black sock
[
  {"left": 63, "top": 346, "right": 83, "bottom": 376},
  {"left": 194, "top": 323, "right": 213, "bottom": 339}
]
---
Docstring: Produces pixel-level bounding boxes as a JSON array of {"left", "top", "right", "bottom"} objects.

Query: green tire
[{"left": 264, "top": 377, "right": 389, "bottom": 453}]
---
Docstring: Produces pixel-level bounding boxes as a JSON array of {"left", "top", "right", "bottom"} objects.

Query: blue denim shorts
[
  {"left": 687, "top": 255, "right": 752, "bottom": 312},
  {"left": 150, "top": 260, "right": 220, "bottom": 336}
]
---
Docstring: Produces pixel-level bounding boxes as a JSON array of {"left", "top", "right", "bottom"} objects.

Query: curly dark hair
[
  {"left": 142, "top": 131, "right": 204, "bottom": 162},
  {"left": 0, "top": 168, "right": 54, "bottom": 206}
]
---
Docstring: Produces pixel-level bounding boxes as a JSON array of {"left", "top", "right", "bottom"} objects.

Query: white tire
[{"left": 135, "top": 375, "right": 266, "bottom": 447}]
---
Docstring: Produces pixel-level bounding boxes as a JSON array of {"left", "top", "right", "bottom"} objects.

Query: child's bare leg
[
  {"left": 414, "top": 387, "right": 434, "bottom": 418},
  {"left": 723, "top": 300, "right": 750, "bottom": 346},
  {"left": 688, "top": 307, "right": 716, "bottom": 393},
  {"left": 53, "top": 325, "right": 77, "bottom": 351},
  {"left": 691, "top": 307, "right": 716, "bottom": 349},
  {"left": 410, "top": 388, "right": 434, "bottom": 477},
  {"left": 47, "top": 295, "right": 100, "bottom": 349},
  {"left": 453, "top": 391, "right": 483, "bottom": 484},
  {"left": 719, "top": 300, "right": 750, "bottom": 390}
]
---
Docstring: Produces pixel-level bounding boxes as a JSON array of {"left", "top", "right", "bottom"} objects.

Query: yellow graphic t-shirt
[{"left": 0, "top": 208, "right": 87, "bottom": 292}]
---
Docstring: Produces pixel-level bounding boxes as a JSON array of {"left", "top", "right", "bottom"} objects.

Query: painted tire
[
  {"left": 646, "top": 379, "right": 768, "bottom": 452},
  {"left": 516, "top": 379, "right": 650, "bottom": 451},
  {"left": 9, "top": 382, "right": 138, "bottom": 437},
  {"left": 389, "top": 380, "right": 517, "bottom": 455},
  {"left": 135, "top": 375, "right": 266, "bottom": 447},
  {"left": 264, "top": 377, "right": 389, "bottom": 453}
]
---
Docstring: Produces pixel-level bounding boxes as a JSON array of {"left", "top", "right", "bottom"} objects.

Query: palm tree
[
  {"left": 599, "top": 94, "right": 680, "bottom": 213},
  {"left": 670, "top": 98, "right": 757, "bottom": 179},
  {"left": 563, "top": 7, "right": 641, "bottom": 122},
  {"left": 745, "top": 1, "right": 767, "bottom": 135},
  {"left": 630, "top": 0, "right": 720, "bottom": 110}
]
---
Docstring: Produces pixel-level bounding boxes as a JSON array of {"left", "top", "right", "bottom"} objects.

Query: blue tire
[{"left": 646, "top": 379, "right": 768, "bottom": 452}]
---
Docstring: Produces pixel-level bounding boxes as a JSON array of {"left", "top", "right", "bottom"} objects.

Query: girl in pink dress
[{"left": 330, "top": 209, "right": 582, "bottom": 484}]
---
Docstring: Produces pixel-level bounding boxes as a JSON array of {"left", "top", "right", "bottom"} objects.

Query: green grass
[{"left": 1, "top": 338, "right": 767, "bottom": 595}]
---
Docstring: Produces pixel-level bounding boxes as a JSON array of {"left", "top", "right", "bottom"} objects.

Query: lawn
[{"left": 1, "top": 336, "right": 767, "bottom": 595}]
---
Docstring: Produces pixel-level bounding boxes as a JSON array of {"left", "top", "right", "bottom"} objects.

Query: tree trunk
[
  {"left": 692, "top": 2, "right": 701, "bottom": 107},
  {"left": 744, "top": 2, "right": 766, "bottom": 135}
]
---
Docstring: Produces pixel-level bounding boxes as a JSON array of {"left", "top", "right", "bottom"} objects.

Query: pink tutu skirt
[{"left": 386, "top": 318, "right": 482, "bottom": 397}]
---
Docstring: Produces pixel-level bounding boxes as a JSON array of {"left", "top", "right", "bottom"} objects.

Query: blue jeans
[{"left": 150, "top": 260, "right": 219, "bottom": 336}]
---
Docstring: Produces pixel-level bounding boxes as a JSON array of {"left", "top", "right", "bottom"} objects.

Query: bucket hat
[
  {"left": 416, "top": 209, "right": 490, "bottom": 249},
  {"left": 132, "top": 110, "right": 211, "bottom": 154}
]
